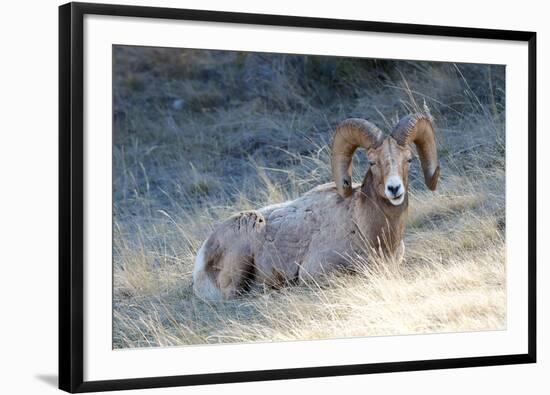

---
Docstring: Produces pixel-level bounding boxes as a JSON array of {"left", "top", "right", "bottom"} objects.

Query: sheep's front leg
[{"left": 395, "top": 240, "right": 405, "bottom": 264}]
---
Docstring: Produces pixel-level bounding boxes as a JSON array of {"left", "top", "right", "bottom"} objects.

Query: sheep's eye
[
  {"left": 407, "top": 158, "right": 413, "bottom": 163},
  {"left": 369, "top": 161, "right": 376, "bottom": 166}
]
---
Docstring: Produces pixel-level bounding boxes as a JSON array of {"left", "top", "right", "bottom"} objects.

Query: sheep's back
[{"left": 253, "top": 183, "right": 355, "bottom": 283}]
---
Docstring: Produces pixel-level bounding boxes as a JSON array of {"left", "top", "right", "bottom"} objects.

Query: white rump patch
[{"left": 192, "top": 241, "right": 224, "bottom": 302}]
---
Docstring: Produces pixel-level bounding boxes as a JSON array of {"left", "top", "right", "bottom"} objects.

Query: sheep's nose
[{"left": 387, "top": 184, "right": 401, "bottom": 197}]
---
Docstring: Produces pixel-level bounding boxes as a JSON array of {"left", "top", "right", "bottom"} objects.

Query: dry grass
[{"left": 112, "top": 46, "right": 506, "bottom": 348}]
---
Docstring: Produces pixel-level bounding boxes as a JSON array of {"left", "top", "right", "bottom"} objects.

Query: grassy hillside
[{"left": 112, "top": 46, "right": 505, "bottom": 348}]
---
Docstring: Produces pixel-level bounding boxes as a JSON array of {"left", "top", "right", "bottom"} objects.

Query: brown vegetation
[{"left": 112, "top": 46, "right": 505, "bottom": 348}]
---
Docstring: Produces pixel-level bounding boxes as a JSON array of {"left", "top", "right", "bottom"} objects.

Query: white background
[{"left": 0, "top": 0, "right": 547, "bottom": 394}]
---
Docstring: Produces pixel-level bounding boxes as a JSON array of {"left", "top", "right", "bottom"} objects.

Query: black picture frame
[{"left": 59, "top": 2, "right": 537, "bottom": 393}]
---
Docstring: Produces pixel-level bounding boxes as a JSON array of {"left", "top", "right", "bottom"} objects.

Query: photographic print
[{"left": 112, "top": 45, "right": 506, "bottom": 349}]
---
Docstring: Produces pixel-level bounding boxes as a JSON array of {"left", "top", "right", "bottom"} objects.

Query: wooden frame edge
[{"left": 58, "top": 2, "right": 537, "bottom": 392}]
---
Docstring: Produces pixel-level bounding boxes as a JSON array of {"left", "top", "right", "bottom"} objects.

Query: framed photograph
[{"left": 59, "top": 2, "right": 537, "bottom": 392}]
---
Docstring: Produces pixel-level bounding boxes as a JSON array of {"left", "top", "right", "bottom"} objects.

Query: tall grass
[{"left": 112, "top": 46, "right": 505, "bottom": 348}]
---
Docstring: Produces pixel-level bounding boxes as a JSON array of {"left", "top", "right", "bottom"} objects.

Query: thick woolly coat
[{"left": 194, "top": 173, "right": 407, "bottom": 300}]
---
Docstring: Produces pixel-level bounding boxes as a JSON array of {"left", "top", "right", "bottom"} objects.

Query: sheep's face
[{"left": 367, "top": 137, "right": 412, "bottom": 206}]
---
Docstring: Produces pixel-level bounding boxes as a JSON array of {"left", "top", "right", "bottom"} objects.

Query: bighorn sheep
[{"left": 193, "top": 111, "right": 439, "bottom": 301}]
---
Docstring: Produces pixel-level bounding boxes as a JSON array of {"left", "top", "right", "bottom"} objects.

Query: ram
[{"left": 193, "top": 110, "right": 440, "bottom": 301}]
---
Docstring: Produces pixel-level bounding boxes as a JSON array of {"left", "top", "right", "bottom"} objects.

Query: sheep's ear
[
  {"left": 331, "top": 119, "right": 383, "bottom": 198},
  {"left": 391, "top": 113, "right": 439, "bottom": 191}
]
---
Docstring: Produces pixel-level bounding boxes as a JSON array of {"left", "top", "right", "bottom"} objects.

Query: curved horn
[
  {"left": 391, "top": 113, "right": 439, "bottom": 190},
  {"left": 331, "top": 118, "right": 384, "bottom": 198}
]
